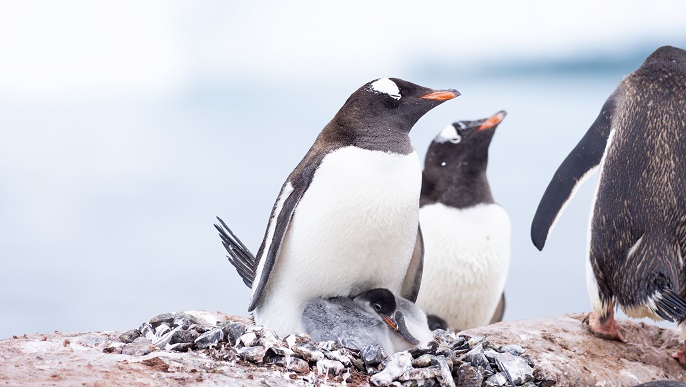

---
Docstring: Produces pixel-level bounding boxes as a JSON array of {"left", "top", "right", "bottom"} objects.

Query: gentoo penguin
[
  {"left": 530, "top": 46, "right": 686, "bottom": 363},
  {"left": 217, "top": 79, "right": 458, "bottom": 337},
  {"left": 415, "top": 111, "right": 510, "bottom": 330},
  {"left": 301, "top": 288, "right": 434, "bottom": 354}
]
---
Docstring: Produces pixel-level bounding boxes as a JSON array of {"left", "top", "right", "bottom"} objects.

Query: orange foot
[
  {"left": 673, "top": 344, "right": 686, "bottom": 366},
  {"left": 582, "top": 311, "right": 625, "bottom": 342}
]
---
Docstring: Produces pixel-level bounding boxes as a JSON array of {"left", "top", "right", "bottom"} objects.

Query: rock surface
[
  {"left": 460, "top": 313, "right": 686, "bottom": 386},
  {"left": 0, "top": 312, "right": 684, "bottom": 386}
]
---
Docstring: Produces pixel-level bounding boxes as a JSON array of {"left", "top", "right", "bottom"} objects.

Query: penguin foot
[
  {"left": 673, "top": 343, "right": 686, "bottom": 366},
  {"left": 582, "top": 311, "right": 625, "bottom": 342}
]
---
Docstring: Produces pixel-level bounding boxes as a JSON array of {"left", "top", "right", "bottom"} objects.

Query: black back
[{"left": 584, "top": 46, "right": 686, "bottom": 317}]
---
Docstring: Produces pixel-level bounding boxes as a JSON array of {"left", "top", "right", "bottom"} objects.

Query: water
[{"left": 0, "top": 71, "right": 674, "bottom": 338}]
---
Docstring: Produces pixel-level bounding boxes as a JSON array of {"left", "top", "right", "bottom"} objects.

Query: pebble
[
  {"left": 195, "top": 328, "right": 224, "bottom": 349},
  {"left": 361, "top": 344, "right": 387, "bottom": 367},
  {"left": 316, "top": 359, "right": 345, "bottom": 376},
  {"left": 500, "top": 344, "right": 525, "bottom": 356},
  {"left": 487, "top": 350, "right": 534, "bottom": 385},
  {"left": 455, "top": 363, "right": 483, "bottom": 387},
  {"left": 111, "top": 311, "right": 553, "bottom": 386},
  {"left": 238, "top": 332, "right": 257, "bottom": 347},
  {"left": 121, "top": 337, "right": 154, "bottom": 357},
  {"left": 461, "top": 343, "right": 491, "bottom": 372},
  {"left": 221, "top": 321, "right": 247, "bottom": 346},
  {"left": 431, "top": 355, "right": 455, "bottom": 387},
  {"left": 118, "top": 329, "right": 140, "bottom": 344},
  {"left": 286, "top": 357, "right": 310, "bottom": 374},
  {"left": 411, "top": 354, "right": 432, "bottom": 368},
  {"left": 237, "top": 345, "right": 267, "bottom": 362},
  {"left": 170, "top": 329, "right": 200, "bottom": 345},
  {"left": 370, "top": 352, "right": 413, "bottom": 386},
  {"left": 484, "top": 372, "right": 509, "bottom": 387},
  {"left": 291, "top": 343, "right": 324, "bottom": 362}
]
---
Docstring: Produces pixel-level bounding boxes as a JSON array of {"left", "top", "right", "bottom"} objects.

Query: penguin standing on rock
[
  {"left": 530, "top": 46, "right": 686, "bottom": 364},
  {"left": 218, "top": 78, "right": 458, "bottom": 338},
  {"left": 415, "top": 111, "right": 511, "bottom": 330}
]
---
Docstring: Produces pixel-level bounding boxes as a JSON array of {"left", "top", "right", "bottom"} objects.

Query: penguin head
[
  {"left": 333, "top": 78, "right": 459, "bottom": 136},
  {"left": 424, "top": 110, "right": 506, "bottom": 172},
  {"left": 353, "top": 288, "right": 397, "bottom": 318},
  {"left": 643, "top": 45, "right": 686, "bottom": 68},
  {"left": 353, "top": 288, "right": 420, "bottom": 344},
  {"left": 634, "top": 46, "right": 686, "bottom": 87}
]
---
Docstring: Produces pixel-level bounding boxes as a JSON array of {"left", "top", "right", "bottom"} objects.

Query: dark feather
[
  {"left": 214, "top": 216, "right": 257, "bottom": 288},
  {"left": 530, "top": 96, "right": 615, "bottom": 250},
  {"left": 653, "top": 289, "right": 686, "bottom": 323}
]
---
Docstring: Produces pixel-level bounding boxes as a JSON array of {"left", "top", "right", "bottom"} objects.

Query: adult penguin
[
  {"left": 217, "top": 78, "right": 458, "bottom": 337},
  {"left": 530, "top": 46, "right": 686, "bottom": 363},
  {"left": 416, "top": 111, "right": 510, "bottom": 330}
]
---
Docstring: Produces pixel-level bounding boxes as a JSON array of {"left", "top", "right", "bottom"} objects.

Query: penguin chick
[{"left": 302, "top": 288, "right": 434, "bottom": 354}]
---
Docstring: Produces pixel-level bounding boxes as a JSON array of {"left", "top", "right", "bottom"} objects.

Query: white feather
[
  {"left": 251, "top": 182, "right": 294, "bottom": 299},
  {"left": 416, "top": 202, "right": 511, "bottom": 329},
  {"left": 370, "top": 78, "right": 401, "bottom": 100},
  {"left": 434, "top": 124, "right": 461, "bottom": 144},
  {"left": 252, "top": 146, "right": 421, "bottom": 336}
]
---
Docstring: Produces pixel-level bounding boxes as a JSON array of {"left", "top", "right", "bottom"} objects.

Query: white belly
[
  {"left": 416, "top": 202, "right": 511, "bottom": 330},
  {"left": 254, "top": 146, "right": 422, "bottom": 336}
]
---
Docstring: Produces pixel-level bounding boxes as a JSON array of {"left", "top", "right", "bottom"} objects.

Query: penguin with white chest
[
  {"left": 530, "top": 46, "right": 686, "bottom": 364},
  {"left": 415, "top": 111, "right": 511, "bottom": 330},
  {"left": 220, "top": 78, "right": 458, "bottom": 337}
]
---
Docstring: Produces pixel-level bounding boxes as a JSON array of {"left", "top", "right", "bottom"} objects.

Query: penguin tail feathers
[
  {"left": 214, "top": 216, "right": 257, "bottom": 288},
  {"left": 652, "top": 289, "right": 686, "bottom": 323}
]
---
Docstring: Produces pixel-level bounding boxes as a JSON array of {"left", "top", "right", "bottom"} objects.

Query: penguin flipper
[
  {"left": 489, "top": 293, "right": 506, "bottom": 324},
  {"left": 401, "top": 225, "right": 424, "bottom": 302},
  {"left": 248, "top": 181, "right": 308, "bottom": 312},
  {"left": 214, "top": 216, "right": 257, "bottom": 288},
  {"left": 248, "top": 157, "right": 321, "bottom": 312},
  {"left": 530, "top": 96, "right": 616, "bottom": 250}
]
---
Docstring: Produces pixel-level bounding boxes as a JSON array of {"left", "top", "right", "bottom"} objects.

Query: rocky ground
[{"left": 0, "top": 312, "right": 685, "bottom": 386}]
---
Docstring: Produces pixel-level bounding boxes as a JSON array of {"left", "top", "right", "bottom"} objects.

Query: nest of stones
[{"left": 108, "top": 312, "right": 556, "bottom": 387}]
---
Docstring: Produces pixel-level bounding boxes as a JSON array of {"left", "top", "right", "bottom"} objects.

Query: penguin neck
[
  {"left": 420, "top": 158, "right": 494, "bottom": 209},
  {"left": 322, "top": 116, "right": 414, "bottom": 154}
]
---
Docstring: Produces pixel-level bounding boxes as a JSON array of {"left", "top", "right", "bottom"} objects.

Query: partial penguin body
[
  {"left": 254, "top": 147, "right": 423, "bottom": 335},
  {"left": 530, "top": 46, "right": 686, "bottom": 354},
  {"left": 302, "top": 288, "right": 433, "bottom": 354},
  {"left": 416, "top": 111, "right": 510, "bottom": 330},
  {"left": 224, "top": 78, "right": 458, "bottom": 337}
]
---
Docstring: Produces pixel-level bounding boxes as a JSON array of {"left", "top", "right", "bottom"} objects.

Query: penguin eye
[
  {"left": 449, "top": 135, "right": 461, "bottom": 144},
  {"left": 373, "top": 303, "right": 382, "bottom": 311}
]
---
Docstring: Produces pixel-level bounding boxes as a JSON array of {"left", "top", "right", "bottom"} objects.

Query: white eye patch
[
  {"left": 434, "top": 124, "right": 461, "bottom": 144},
  {"left": 370, "top": 78, "right": 401, "bottom": 100}
]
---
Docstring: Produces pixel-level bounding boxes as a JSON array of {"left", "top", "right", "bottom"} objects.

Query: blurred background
[{"left": 1, "top": 1, "right": 685, "bottom": 338}]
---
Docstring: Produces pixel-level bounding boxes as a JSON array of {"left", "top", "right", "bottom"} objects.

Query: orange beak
[
  {"left": 478, "top": 111, "right": 506, "bottom": 131},
  {"left": 381, "top": 315, "right": 398, "bottom": 331},
  {"left": 420, "top": 90, "right": 460, "bottom": 101}
]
